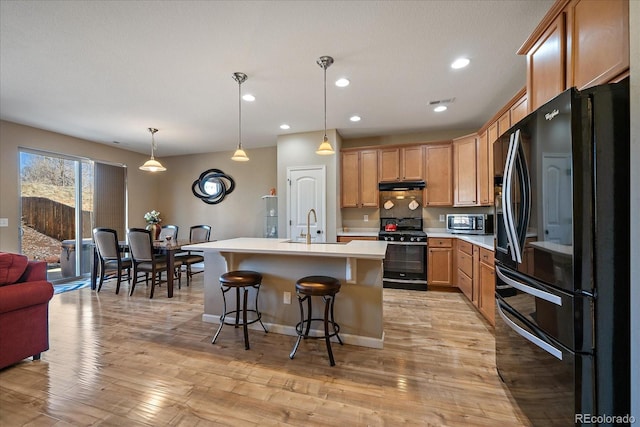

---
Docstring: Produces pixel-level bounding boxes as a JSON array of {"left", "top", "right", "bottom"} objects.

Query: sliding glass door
[{"left": 19, "top": 149, "right": 126, "bottom": 282}]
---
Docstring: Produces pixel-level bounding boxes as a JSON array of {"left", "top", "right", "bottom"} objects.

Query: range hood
[{"left": 378, "top": 180, "right": 426, "bottom": 191}]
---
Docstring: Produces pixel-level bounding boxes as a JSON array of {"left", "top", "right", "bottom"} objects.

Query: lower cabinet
[
  {"left": 476, "top": 247, "right": 495, "bottom": 326},
  {"left": 427, "top": 238, "right": 453, "bottom": 286},
  {"left": 456, "top": 240, "right": 473, "bottom": 300}
]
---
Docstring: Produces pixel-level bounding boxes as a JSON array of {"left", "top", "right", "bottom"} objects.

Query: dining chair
[
  {"left": 128, "top": 228, "right": 179, "bottom": 298},
  {"left": 92, "top": 227, "right": 131, "bottom": 294},
  {"left": 159, "top": 225, "right": 178, "bottom": 241},
  {"left": 176, "top": 225, "right": 211, "bottom": 286}
]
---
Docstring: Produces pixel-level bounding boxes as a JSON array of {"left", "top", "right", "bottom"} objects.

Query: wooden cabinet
[
  {"left": 456, "top": 240, "right": 473, "bottom": 300},
  {"left": 566, "top": 0, "right": 629, "bottom": 90},
  {"left": 510, "top": 93, "right": 528, "bottom": 126},
  {"left": 341, "top": 149, "right": 378, "bottom": 208},
  {"left": 453, "top": 134, "right": 478, "bottom": 206},
  {"left": 520, "top": 0, "right": 629, "bottom": 112},
  {"left": 477, "top": 131, "right": 491, "bottom": 206},
  {"left": 525, "top": 13, "right": 567, "bottom": 112},
  {"left": 379, "top": 146, "right": 424, "bottom": 182},
  {"left": 337, "top": 236, "right": 377, "bottom": 243},
  {"left": 477, "top": 247, "right": 495, "bottom": 326},
  {"left": 424, "top": 143, "right": 453, "bottom": 206},
  {"left": 427, "top": 238, "right": 453, "bottom": 286}
]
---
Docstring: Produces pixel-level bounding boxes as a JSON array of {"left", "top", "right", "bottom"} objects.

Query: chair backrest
[
  {"left": 93, "top": 228, "right": 120, "bottom": 260},
  {"left": 159, "top": 225, "right": 178, "bottom": 240},
  {"left": 127, "top": 228, "right": 154, "bottom": 262},
  {"left": 190, "top": 225, "right": 211, "bottom": 242}
]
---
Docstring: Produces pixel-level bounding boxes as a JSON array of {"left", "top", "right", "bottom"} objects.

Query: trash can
[{"left": 60, "top": 238, "right": 92, "bottom": 278}]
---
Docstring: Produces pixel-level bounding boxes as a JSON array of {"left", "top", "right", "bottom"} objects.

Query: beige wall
[
  {"left": 0, "top": 120, "right": 158, "bottom": 252},
  {"left": 276, "top": 129, "right": 342, "bottom": 242},
  {"left": 155, "top": 146, "right": 277, "bottom": 241},
  {"left": 342, "top": 128, "right": 476, "bottom": 149},
  {"left": 0, "top": 120, "right": 277, "bottom": 250}
]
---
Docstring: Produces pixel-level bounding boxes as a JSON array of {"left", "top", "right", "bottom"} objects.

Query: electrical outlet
[
  {"left": 0, "top": 218, "right": 7, "bottom": 227},
  {"left": 283, "top": 291, "right": 291, "bottom": 304},
  {"left": 439, "top": 214, "right": 445, "bottom": 222},
  {"left": 364, "top": 214, "right": 369, "bottom": 222}
]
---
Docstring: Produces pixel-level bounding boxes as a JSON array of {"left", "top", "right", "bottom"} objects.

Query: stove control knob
[
  {"left": 400, "top": 236, "right": 405, "bottom": 242},
  {"left": 410, "top": 237, "right": 415, "bottom": 242}
]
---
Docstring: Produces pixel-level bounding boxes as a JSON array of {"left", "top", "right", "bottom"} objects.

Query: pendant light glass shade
[
  {"left": 139, "top": 128, "right": 166, "bottom": 172},
  {"left": 316, "top": 56, "right": 335, "bottom": 155},
  {"left": 231, "top": 72, "right": 249, "bottom": 161}
]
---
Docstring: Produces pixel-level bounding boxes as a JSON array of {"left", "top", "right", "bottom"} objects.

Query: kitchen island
[{"left": 182, "top": 238, "right": 388, "bottom": 348}]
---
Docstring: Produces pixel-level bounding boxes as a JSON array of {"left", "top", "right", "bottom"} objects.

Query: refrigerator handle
[
  {"left": 514, "top": 131, "right": 531, "bottom": 259},
  {"left": 496, "top": 265, "right": 562, "bottom": 306},
  {"left": 497, "top": 300, "right": 563, "bottom": 360},
  {"left": 503, "top": 131, "right": 521, "bottom": 263}
]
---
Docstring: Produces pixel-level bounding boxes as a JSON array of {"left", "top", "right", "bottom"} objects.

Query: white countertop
[
  {"left": 426, "top": 231, "right": 495, "bottom": 251},
  {"left": 336, "top": 228, "right": 378, "bottom": 237},
  {"left": 182, "top": 237, "right": 388, "bottom": 259}
]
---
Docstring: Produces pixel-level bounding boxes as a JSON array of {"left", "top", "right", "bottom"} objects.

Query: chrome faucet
[{"left": 306, "top": 208, "right": 317, "bottom": 245}]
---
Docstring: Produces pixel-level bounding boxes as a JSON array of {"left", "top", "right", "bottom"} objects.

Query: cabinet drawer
[
  {"left": 479, "top": 247, "right": 494, "bottom": 266},
  {"left": 457, "top": 269, "right": 473, "bottom": 299},
  {"left": 457, "top": 250, "right": 473, "bottom": 277},
  {"left": 428, "top": 238, "right": 452, "bottom": 248},
  {"left": 457, "top": 240, "right": 473, "bottom": 255}
]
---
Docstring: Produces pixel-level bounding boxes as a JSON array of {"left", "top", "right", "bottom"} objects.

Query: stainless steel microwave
[{"left": 446, "top": 214, "right": 494, "bottom": 235}]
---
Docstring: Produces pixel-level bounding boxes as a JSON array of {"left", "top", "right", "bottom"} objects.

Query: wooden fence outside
[{"left": 21, "top": 197, "right": 92, "bottom": 241}]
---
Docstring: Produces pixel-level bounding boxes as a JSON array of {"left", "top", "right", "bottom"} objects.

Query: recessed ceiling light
[
  {"left": 242, "top": 94, "right": 255, "bottom": 102},
  {"left": 451, "top": 58, "right": 470, "bottom": 69},
  {"left": 335, "top": 78, "right": 350, "bottom": 87},
  {"left": 280, "top": 124, "right": 290, "bottom": 130},
  {"left": 434, "top": 106, "right": 447, "bottom": 112},
  {"left": 350, "top": 115, "right": 361, "bottom": 122}
]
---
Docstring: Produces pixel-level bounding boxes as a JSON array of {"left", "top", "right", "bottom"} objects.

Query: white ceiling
[{"left": 0, "top": 0, "right": 554, "bottom": 157}]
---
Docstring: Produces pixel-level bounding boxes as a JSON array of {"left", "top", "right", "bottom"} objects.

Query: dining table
[{"left": 91, "top": 239, "right": 206, "bottom": 298}]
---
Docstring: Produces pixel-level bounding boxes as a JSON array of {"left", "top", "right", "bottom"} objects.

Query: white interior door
[
  {"left": 542, "top": 154, "right": 572, "bottom": 245},
  {"left": 287, "top": 166, "right": 326, "bottom": 242}
]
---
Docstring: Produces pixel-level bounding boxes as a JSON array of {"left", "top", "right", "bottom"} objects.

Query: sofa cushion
[{"left": 0, "top": 252, "right": 29, "bottom": 286}]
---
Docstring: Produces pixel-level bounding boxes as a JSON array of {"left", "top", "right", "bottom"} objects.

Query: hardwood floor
[{"left": 0, "top": 276, "right": 529, "bottom": 426}]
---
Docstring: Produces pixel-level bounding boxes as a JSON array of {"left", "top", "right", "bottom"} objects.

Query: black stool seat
[
  {"left": 295, "top": 275, "right": 341, "bottom": 296},
  {"left": 212, "top": 270, "right": 267, "bottom": 350},
  {"left": 220, "top": 270, "right": 262, "bottom": 286},
  {"left": 290, "top": 275, "right": 343, "bottom": 366}
]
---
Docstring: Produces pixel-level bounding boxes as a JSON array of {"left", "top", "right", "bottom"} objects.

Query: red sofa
[{"left": 0, "top": 252, "right": 54, "bottom": 369}]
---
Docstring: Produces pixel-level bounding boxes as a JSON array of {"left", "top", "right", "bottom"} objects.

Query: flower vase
[{"left": 146, "top": 223, "right": 161, "bottom": 240}]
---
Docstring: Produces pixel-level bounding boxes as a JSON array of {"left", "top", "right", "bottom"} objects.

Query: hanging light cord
[
  {"left": 149, "top": 128, "right": 157, "bottom": 159},
  {"left": 323, "top": 63, "right": 327, "bottom": 139},
  {"left": 238, "top": 79, "right": 242, "bottom": 150}
]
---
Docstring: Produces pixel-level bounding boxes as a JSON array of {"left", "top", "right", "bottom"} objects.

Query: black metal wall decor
[{"left": 192, "top": 169, "right": 235, "bottom": 204}]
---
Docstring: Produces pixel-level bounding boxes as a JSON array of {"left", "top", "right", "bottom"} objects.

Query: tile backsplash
[{"left": 341, "top": 206, "right": 493, "bottom": 230}]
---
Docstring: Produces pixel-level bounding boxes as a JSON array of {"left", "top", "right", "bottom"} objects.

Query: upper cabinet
[
  {"left": 424, "top": 143, "right": 453, "bottom": 206},
  {"left": 524, "top": 13, "right": 566, "bottom": 112},
  {"left": 566, "top": 0, "right": 629, "bottom": 90},
  {"left": 379, "top": 146, "right": 424, "bottom": 182},
  {"left": 519, "top": 0, "right": 629, "bottom": 111},
  {"left": 341, "top": 149, "right": 379, "bottom": 208},
  {"left": 453, "top": 134, "right": 479, "bottom": 207}
]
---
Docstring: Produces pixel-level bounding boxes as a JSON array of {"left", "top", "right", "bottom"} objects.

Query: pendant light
[
  {"left": 139, "top": 127, "right": 166, "bottom": 172},
  {"left": 316, "top": 55, "right": 335, "bottom": 155},
  {"left": 231, "top": 72, "right": 250, "bottom": 161}
]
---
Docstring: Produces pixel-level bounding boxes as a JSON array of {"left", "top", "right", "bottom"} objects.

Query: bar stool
[
  {"left": 289, "top": 275, "right": 343, "bottom": 366},
  {"left": 212, "top": 270, "right": 268, "bottom": 350}
]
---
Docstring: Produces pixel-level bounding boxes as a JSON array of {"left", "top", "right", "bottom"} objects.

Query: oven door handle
[
  {"left": 384, "top": 241, "right": 427, "bottom": 246},
  {"left": 497, "top": 300, "right": 563, "bottom": 360},
  {"left": 496, "top": 265, "right": 562, "bottom": 306}
]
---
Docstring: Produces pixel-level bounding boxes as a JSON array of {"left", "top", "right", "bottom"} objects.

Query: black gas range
[{"left": 379, "top": 217, "right": 428, "bottom": 290}]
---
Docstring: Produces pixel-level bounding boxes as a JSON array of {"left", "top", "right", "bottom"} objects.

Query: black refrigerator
[{"left": 493, "top": 79, "right": 630, "bottom": 426}]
